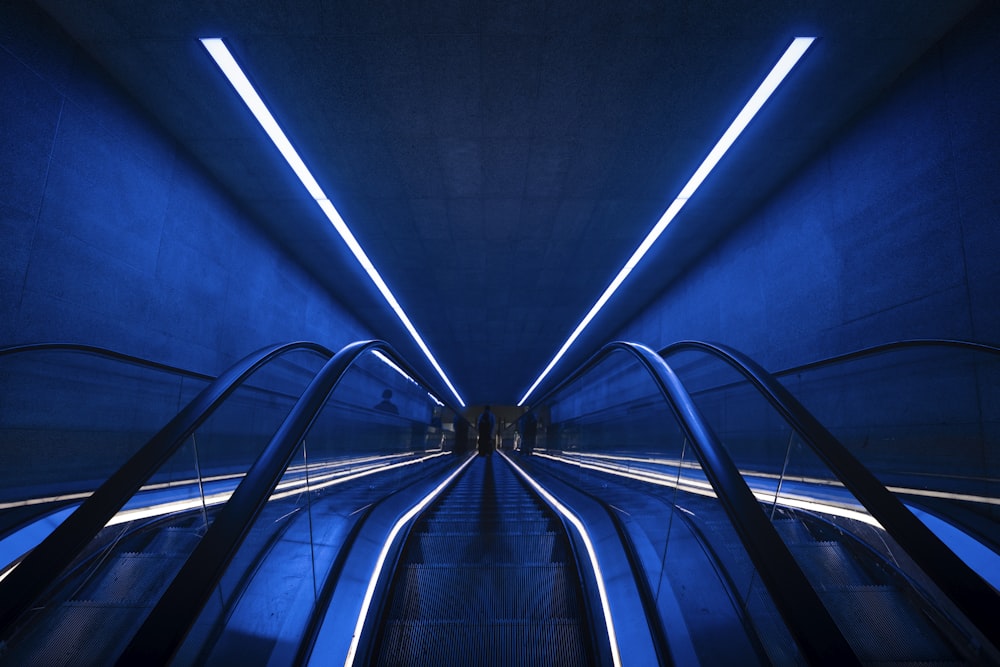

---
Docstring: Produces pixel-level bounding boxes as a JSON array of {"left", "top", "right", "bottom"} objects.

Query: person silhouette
[
  {"left": 374, "top": 388, "right": 398, "bottom": 414},
  {"left": 477, "top": 405, "right": 495, "bottom": 456}
]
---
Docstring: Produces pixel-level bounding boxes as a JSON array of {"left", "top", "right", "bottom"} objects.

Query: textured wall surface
[
  {"left": 0, "top": 3, "right": 370, "bottom": 375},
  {"left": 614, "top": 2, "right": 1000, "bottom": 370}
]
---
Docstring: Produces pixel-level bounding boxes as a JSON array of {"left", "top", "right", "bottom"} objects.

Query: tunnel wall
[
  {"left": 0, "top": 2, "right": 370, "bottom": 373},
  {"left": 616, "top": 1, "right": 999, "bottom": 367},
  {"left": 0, "top": 3, "right": 387, "bottom": 494},
  {"left": 612, "top": 3, "right": 1000, "bottom": 486}
]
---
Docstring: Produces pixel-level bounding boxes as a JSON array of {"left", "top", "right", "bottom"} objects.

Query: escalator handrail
[
  {"left": 660, "top": 339, "right": 1000, "bottom": 649},
  {"left": 117, "top": 340, "right": 453, "bottom": 664},
  {"left": 531, "top": 341, "right": 859, "bottom": 664},
  {"left": 770, "top": 337, "right": 1000, "bottom": 378},
  {"left": 0, "top": 340, "right": 333, "bottom": 634},
  {"left": 0, "top": 341, "right": 216, "bottom": 381}
]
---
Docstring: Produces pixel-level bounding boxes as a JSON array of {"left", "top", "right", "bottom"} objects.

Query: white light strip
[
  {"left": 199, "top": 38, "right": 465, "bottom": 407},
  {"left": 518, "top": 37, "right": 815, "bottom": 406},
  {"left": 345, "top": 454, "right": 475, "bottom": 665},
  {"left": 538, "top": 451, "right": 882, "bottom": 527},
  {"left": 499, "top": 451, "right": 622, "bottom": 667}
]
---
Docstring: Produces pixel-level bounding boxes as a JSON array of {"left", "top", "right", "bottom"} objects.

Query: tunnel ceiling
[{"left": 35, "top": 0, "right": 977, "bottom": 406}]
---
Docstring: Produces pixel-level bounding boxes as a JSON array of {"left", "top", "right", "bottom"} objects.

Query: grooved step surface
[
  {"left": 368, "top": 456, "right": 593, "bottom": 666},
  {"left": 821, "top": 586, "right": 958, "bottom": 662}
]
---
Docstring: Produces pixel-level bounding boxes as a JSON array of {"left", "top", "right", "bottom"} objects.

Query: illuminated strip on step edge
[
  {"left": 518, "top": 37, "right": 815, "bottom": 405},
  {"left": 499, "top": 450, "right": 622, "bottom": 667},
  {"left": 199, "top": 38, "right": 464, "bottom": 407}
]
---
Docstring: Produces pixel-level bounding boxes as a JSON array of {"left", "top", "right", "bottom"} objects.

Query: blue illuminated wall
[
  {"left": 0, "top": 2, "right": 370, "bottom": 374},
  {"left": 616, "top": 2, "right": 1000, "bottom": 370}
]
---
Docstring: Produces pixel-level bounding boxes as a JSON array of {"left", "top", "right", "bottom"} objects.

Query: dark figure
[
  {"left": 520, "top": 411, "right": 538, "bottom": 455},
  {"left": 453, "top": 412, "right": 468, "bottom": 454},
  {"left": 477, "top": 405, "right": 495, "bottom": 456},
  {"left": 374, "top": 388, "right": 398, "bottom": 414}
]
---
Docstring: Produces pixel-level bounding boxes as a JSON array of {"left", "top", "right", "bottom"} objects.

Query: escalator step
[
  {"left": 410, "top": 531, "right": 563, "bottom": 564},
  {"left": 375, "top": 618, "right": 588, "bottom": 667},
  {"left": 788, "top": 541, "right": 871, "bottom": 588},
  {"left": 423, "top": 517, "right": 554, "bottom": 533},
  {"left": 385, "top": 563, "right": 580, "bottom": 621},
  {"left": 71, "top": 552, "right": 186, "bottom": 603},
  {"left": 821, "top": 586, "right": 959, "bottom": 663},
  {"left": 3, "top": 602, "right": 146, "bottom": 667}
]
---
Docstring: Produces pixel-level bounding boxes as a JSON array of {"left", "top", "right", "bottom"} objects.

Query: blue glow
[
  {"left": 200, "top": 38, "right": 465, "bottom": 407},
  {"left": 518, "top": 37, "right": 815, "bottom": 406}
]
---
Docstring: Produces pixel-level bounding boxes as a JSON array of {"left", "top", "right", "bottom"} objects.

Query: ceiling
[{"left": 35, "top": 0, "right": 977, "bottom": 406}]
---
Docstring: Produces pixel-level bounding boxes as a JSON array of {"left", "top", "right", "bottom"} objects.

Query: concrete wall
[
  {"left": 0, "top": 2, "right": 370, "bottom": 374},
  {"left": 0, "top": 4, "right": 381, "bottom": 496},
  {"left": 615, "top": 2, "right": 1000, "bottom": 368},
  {"left": 610, "top": 3, "right": 1000, "bottom": 496}
]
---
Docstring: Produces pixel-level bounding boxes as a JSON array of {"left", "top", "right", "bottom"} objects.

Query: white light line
[
  {"left": 500, "top": 451, "right": 622, "bottom": 667},
  {"left": 519, "top": 37, "right": 815, "bottom": 406},
  {"left": 199, "top": 38, "right": 464, "bottom": 407},
  {"left": 345, "top": 454, "right": 475, "bottom": 666}
]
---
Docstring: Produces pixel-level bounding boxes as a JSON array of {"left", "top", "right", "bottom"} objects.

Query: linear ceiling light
[
  {"left": 200, "top": 38, "right": 465, "bottom": 407},
  {"left": 518, "top": 37, "right": 815, "bottom": 406}
]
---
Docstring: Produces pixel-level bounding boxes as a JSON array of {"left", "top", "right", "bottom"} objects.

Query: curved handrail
[
  {"left": 0, "top": 342, "right": 216, "bottom": 381},
  {"left": 528, "top": 341, "right": 858, "bottom": 664},
  {"left": 118, "top": 340, "right": 460, "bottom": 664},
  {"left": 659, "top": 339, "right": 1000, "bottom": 649},
  {"left": 0, "top": 341, "right": 333, "bottom": 633},
  {"left": 771, "top": 338, "right": 1000, "bottom": 377}
]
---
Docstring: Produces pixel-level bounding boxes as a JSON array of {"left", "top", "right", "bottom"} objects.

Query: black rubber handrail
[
  {"left": 660, "top": 339, "right": 1000, "bottom": 650},
  {"left": 771, "top": 338, "right": 1000, "bottom": 377},
  {"left": 0, "top": 341, "right": 216, "bottom": 381},
  {"left": 0, "top": 341, "right": 333, "bottom": 634},
  {"left": 117, "top": 340, "right": 460, "bottom": 664},
  {"left": 528, "top": 341, "right": 859, "bottom": 664}
]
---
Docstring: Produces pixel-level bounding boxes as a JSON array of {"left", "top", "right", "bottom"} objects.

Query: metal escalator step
[
  {"left": 386, "top": 563, "right": 582, "bottom": 622},
  {"left": 71, "top": 552, "right": 187, "bottom": 603},
  {"left": 375, "top": 618, "right": 589, "bottom": 667},
  {"left": 423, "top": 517, "right": 554, "bottom": 533},
  {"left": 412, "top": 531, "right": 563, "bottom": 564},
  {"left": 820, "top": 586, "right": 958, "bottom": 663},
  {"left": 788, "top": 541, "right": 871, "bottom": 588},
  {"left": 3, "top": 602, "right": 147, "bottom": 667}
]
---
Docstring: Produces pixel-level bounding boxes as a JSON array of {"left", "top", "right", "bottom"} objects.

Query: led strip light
[
  {"left": 519, "top": 37, "right": 815, "bottom": 405},
  {"left": 200, "top": 38, "right": 465, "bottom": 407}
]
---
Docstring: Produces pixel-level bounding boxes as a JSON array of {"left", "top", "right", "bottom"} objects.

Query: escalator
[
  {"left": 358, "top": 454, "right": 600, "bottom": 666},
  {"left": 2, "top": 338, "right": 999, "bottom": 665}
]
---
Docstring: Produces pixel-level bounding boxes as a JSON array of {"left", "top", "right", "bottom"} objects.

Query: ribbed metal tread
[
  {"left": 788, "top": 541, "right": 871, "bottom": 588},
  {"left": 386, "top": 563, "right": 582, "bottom": 620},
  {"left": 72, "top": 551, "right": 187, "bottom": 603},
  {"left": 1, "top": 602, "right": 147, "bottom": 666},
  {"left": 412, "top": 531, "right": 565, "bottom": 564},
  {"left": 375, "top": 618, "right": 588, "bottom": 667},
  {"left": 367, "top": 456, "right": 594, "bottom": 665},
  {"left": 820, "top": 586, "right": 958, "bottom": 662}
]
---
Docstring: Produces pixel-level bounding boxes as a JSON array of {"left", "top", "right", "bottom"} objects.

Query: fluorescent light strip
[
  {"left": 199, "top": 38, "right": 464, "bottom": 407},
  {"left": 499, "top": 451, "right": 622, "bottom": 667},
  {"left": 345, "top": 454, "right": 475, "bottom": 666},
  {"left": 518, "top": 37, "right": 815, "bottom": 406}
]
